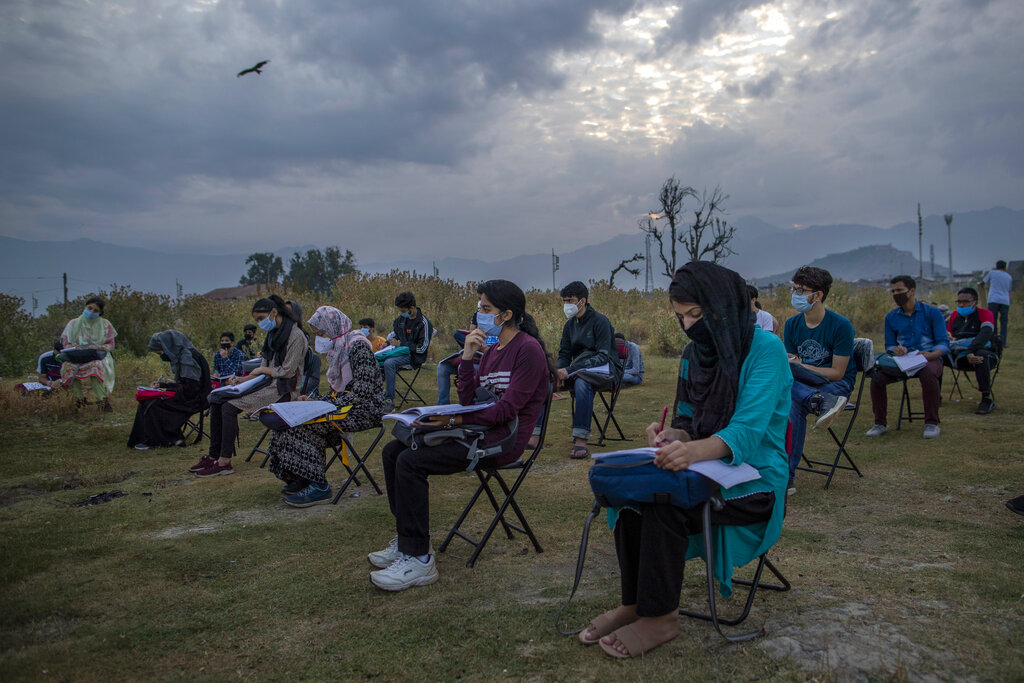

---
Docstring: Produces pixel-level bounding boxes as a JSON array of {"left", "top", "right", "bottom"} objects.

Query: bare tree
[
  {"left": 609, "top": 253, "right": 644, "bottom": 288},
  {"left": 638, "top": 178, "right": 736, "bottom": 278}
]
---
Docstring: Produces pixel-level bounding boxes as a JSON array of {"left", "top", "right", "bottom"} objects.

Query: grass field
[{"left": 2, "top": 326, "right": 1023, "bottom": 681}]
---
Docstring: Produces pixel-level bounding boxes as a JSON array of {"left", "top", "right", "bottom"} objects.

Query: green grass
[{"left": 2, "top": 329, "right": 1024, "bottom": 681}]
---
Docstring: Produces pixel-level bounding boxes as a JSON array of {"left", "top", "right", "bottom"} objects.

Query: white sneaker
[
  {"left": 133, "top": 443, "right": 150, "bottom": 451},
  {"left": 922, "top": 424, "right": 941, "bottom": 439},
  {"left": 367, "top": 536, "right": 401, "bottom": 569},
  {"left": 865, "top": 424, "right": 887, "bottom": 437},
  {"left": 370, "top": 554, "right": 438, "bottom": 592}
]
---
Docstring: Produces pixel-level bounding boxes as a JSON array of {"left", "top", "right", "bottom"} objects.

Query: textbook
[
  {"left": 137, "top": 386, "right": 174, "bottom": 393},
  {"left": 209, "top": 374, "right": 271, "bottom": 396},
  {"left": 892, "top": 351, "right": 928, "bottom": 376},
  {"left": 567, "top": 363, "right": 611, "bottom": 378},
  {"left": 382, "top": 402, "right": 495, "bottom": 426},
  {"left": 263, "top": 400, "right": 339, "bottom": 428},
  {"left": 591, "top": 447, "right": 761, "bottom": 489},
  {"left": 17, "top": 382, "right": 51, "bottom": 393}
]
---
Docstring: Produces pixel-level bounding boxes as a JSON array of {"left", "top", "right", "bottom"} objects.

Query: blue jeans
[
  {"left": 788, "top": 364, "right": 851, "bottom": 479},
  {"left": 436, "top": 362, "right": 458, "bottom": 405},
  {"left": 381, "top": 355, "right": 409, "bottom": 402},
  {"left": 570, "top": 375, "right": 614, "bottom": 440},
  {"left": 621, "top": 372, "right": 643, "bottom": 387}
]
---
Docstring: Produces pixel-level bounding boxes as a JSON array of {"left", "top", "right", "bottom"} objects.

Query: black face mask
[
  {"left": 244, "top": 333, "right": 254, "bottom": 339},
  {"left": 159, "top": 352, "right": 170, "bottom": 362},
  {"left": 681, "top": 317, "right": 714, "bottom": 347},
  {"left": 220, "top": 342, "right": 231, "bottom": 349},
  {"left": 893, "top": 292, "right": 910, "bottom": 307}
]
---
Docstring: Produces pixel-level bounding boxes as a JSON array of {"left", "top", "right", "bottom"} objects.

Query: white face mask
[
  {"left": 563, "top": 302, "right": 579, "bottom": 319},
  {"left": 314, "top": 336, "right": 334, "bottom": 353}
]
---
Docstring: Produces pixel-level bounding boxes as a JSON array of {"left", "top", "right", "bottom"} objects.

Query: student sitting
[
  {"left": 437, "top": 310, "right": 480, "bottom": 405},
  {"left": 867, "top": 275, "right": 949, "bottom": 439},
  {"left": 59, "top": 296, "right": 117, "bottom": 411},
  {"left": 947, "top": 287, "right": 998, "bottom": 414},
  {"left": 783, "top": 267, "right": 855, "bottom": 489},
  {"left": 614, "top": 333, "right": 645, "bottom": 386},
  {"left": 748, "top": 285, "right": 780, "bottom": 337},
  {"left": 237, "top": 324, "right": 261, "bottom": 360},
  {"left": 358, "top": 318, "right": 388, "bottom": 352},
  {"left": 556, "top": 281, "right": 623, "bottom": 459},
  {"left": 128, "top": 330, "right": 211, "bottom": 450},
  {"left": 190, "top": 295, "right": 308, "bottom": 478},
  {"left": 580, "top": 262, "right": 790, "bottom": 659},
  {"left": 368, "top": 280, "right": 551, "bottom": 592},
  {"left": 267, "top": 306, "right": 390, "bottom": 507},
  {"left": 212, "top": 331, "right": 246, "bottom": 378},
  {"left": 380, "top": 292, "right": 432, "bottom": 407},
  {"left": 37, "top": 342, "right": 65, "bottom": 387}
]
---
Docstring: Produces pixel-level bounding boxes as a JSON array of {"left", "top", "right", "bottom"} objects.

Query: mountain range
[{"left": 1, "top": 207, "right": 1018, "bottom": 309}]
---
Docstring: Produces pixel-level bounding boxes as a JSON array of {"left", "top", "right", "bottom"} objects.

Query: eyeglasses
[
  {"left": 791, "top": 287, "right": 813, "bottom": 295},
  {"left": 955, "top": 300, "right": 975, "bottom": 305}
]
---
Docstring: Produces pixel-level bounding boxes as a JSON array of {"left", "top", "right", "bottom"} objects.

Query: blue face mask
[
  {"left": 475, "top": 312, "right": 505, "bottom": 337},
  {"left": 360, "top": 328, "right": 370, "bottom": 337},
  {"left": 83, "top": 308, "right": 99, "bottom": 319},
  {"left": 956, "top": 306, "right": 974, "bottom": 317},
  {"left": 258, "top": 315, "right": 276, "bottom": 332},
  {"left": 400, "top": 312, "right": 411, "bottom": 319},
  {"left": 791, "top": 293, "right": 815, "bottom": 313}
]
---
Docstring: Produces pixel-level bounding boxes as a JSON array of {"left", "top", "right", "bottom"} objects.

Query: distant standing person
[
  {"left": 979, "top": 260, "right": 1012, "bottom": 348},
  {"left": 747, "top": 285, "right": 780, "bottom": 337}
]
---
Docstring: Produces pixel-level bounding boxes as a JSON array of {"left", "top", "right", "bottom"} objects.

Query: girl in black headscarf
[
  {"left": 128, "top": 330, "right": 211, "bottom": 450},
  {"left": 581, "top": 261, "right": 792, "bottom": 659}
]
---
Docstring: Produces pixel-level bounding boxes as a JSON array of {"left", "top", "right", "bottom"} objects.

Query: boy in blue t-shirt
[{"left": 783, "top": 266, "right": 856, "bottom": 490}]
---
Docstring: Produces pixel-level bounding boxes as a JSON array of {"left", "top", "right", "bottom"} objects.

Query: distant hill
[{"left": 753, "top": 244, "right": 951, "bottom": 286}]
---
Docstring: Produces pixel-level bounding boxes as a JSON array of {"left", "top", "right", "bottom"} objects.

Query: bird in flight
[{"left": 237, "top": 60, "right": 270, "bottom": 78}]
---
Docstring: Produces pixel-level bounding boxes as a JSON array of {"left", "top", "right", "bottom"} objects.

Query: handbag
[
  {"left": 588, "top": 452, "right": 714, "bottom": 509},
  {"left": 58, "top": 348, "right": 107, "bottom": 363}
]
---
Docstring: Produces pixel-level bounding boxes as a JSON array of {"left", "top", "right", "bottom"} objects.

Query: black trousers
[
  {"left": 954, "top": 351, "right": 996, "bottom": 393},
  {"left": 614, "top": 493, "right": 774, "bottom": 617},
  {"left": 208, "top": 403, "right": 243, "bottom": 459},
  {"left": 381, "top": 438, "right": 498, "bottom": 557}
]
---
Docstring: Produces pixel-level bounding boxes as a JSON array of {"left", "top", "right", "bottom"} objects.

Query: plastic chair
[
  {"left": 797, "top": 337, "right": 873, "bottom": 489},
  {"left": 438, "top": 384, "right": 553, "bottom": 568}
]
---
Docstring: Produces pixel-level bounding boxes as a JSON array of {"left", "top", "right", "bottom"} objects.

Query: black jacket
[
  {"left": 557, "top": 305, "right": 622, "bottom": 376},
  {"left": 393, "top": 309, "right": 433, "bottom": 367}
]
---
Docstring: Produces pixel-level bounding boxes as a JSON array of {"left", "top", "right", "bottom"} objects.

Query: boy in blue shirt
[
  {"left": 783, "top": 267, "right": 855, "bottom": 490},
  {"left": 868, "top": 275, "right": 949, "bottom": 439}
]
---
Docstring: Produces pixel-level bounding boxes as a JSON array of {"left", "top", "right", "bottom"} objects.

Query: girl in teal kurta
[{"left": 581, "top": 262, "right": 792, "bottom": 660}]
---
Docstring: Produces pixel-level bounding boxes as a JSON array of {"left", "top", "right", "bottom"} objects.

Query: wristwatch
[{"left": 446, "top": 416, "right": 456, "bottom": 429}]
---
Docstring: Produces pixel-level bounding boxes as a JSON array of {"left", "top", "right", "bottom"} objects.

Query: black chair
[
  {"left": 245, "top": 359, "right": 322, "bottom": 468},
  {"left": 394, "top": 363, "right": 427, "bottom": 409},
  {"left": 182, "top": 408, "right": 209, "bottom": 445},
  {"left": 945, "top": 336, "right": 1002, "bottom": 401},
  {"left": 569, "top": 377, "right": 631, "bottom": 447},
  {"left": 325, "top": 423, "right": 386, "bottom": 503},
  {"left": 438, "top": 384, "right": 553, "bottom": 568},
  {"left": 678, "top": 492, "right": 791, "bottom": 642},
  {"left": 797, "top": 337, "right": 873, "bottom": 489}
]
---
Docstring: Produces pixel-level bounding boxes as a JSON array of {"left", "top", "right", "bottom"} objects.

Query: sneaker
[
  {"left": 865, "top": 424, "right": 888, "bottom": 437},
  {"left": 133, "top": 443, "right": 150, "bottom": 451},
  {"left": 284, "top": 484, "right": 332, "bottom": 508},
  {"left": 195, "top": 461, "right": 234, "bottom": 477},
  {"left": 1005, "top": 495, "right": 1024, "bottom": 517},
  {"left": 787, "top": 485, "right": 797, "bottom": 497},
  {"left": 922, "top": 424, "right": 941, "bottom": 439},
  {"left": 370, "top": 554, "right": 438, "bottom": 592},
  {"left": 189, "top": 455, "right": 216, "bottom": 473},
  {"left": 368, "top": 536, "right": 401, "bottom": 568},
  {"left": 812, "top": 393, "right": 848, "bottom": 431},
  {"left": 281, "top": 479, "right": 308, "bottom": 495},
  {"left": 975, "top": 396, "right": 995, "bottom": 414}
]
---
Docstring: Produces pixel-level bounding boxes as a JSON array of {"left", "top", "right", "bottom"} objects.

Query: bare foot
[
  {"left": 579, "top": 605, "right": 637, "bottom": 645},
  {"left": 599, "top": 613, "right": 680, "bottom": 658}
]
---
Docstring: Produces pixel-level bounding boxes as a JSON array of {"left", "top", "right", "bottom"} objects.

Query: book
[
  {"left": 262, "top": 400, "right": 339, "bottom": 428},
  {"left": 567, "top": 363, "right": 611, "bottom": 378},
  {"left": 591, "top": 447, "right": 762, "bottom": 489},
  {"left": 18, "top": 382, "right": 52, "bottom": 392},
  {"left": 382, "top": 402, "right": 495, "bottom": 426},
  {"left": 892, "top": 351, "right": 928, "bottom": 376},
  {"left": 209, "top": 374, "right": 271, "bottom": 396},
  {"left": 137, "top": 385, "right": 174, "bottom": 393}
]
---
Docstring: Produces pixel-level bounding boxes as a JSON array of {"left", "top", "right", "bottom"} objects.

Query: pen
[{"left": 658, "top": 405, "right": 668, "bottom": 433}]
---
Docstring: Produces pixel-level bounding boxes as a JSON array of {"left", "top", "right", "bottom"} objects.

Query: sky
[{"left": 1, "top": 0, "right": 1021, "bottom": 262}]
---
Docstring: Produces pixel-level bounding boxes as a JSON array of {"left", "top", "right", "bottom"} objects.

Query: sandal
[
  {"left": 579, "top": 610, "right": 636, "bottom": 646},
  {"left": 599, "top": 623, "right": 676, "bottom": 659},
  {"left": 570, "top": 445, "right": 590, "bottom": 459}
]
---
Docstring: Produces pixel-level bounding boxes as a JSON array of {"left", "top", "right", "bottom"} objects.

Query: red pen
[{"left": 657, "top": 406, "right": 668, "bottom": 442}]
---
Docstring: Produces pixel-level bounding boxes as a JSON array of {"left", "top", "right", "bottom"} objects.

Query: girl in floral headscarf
[
  {"left": 59, "top": 296, "right": 117, "bottom": 410},
  {"left": 268, "top": 306, "right": 389, "bottom": 507}
]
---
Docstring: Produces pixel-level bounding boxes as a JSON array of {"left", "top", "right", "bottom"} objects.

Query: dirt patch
[
  {"left": 0, "top": 485, "right": 47, "bottom": 508},
  {"left": 74, "top": 490, "right": 128, "bottom": 507},
  {"left": 760, "top": 601, "right": 968, "bottom": 682},
  {"left": 152, "top": 504, "right": 336, "bottom": 539}
]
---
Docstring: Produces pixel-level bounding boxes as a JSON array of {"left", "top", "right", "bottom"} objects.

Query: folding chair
[
  {"left": 945, "top": 337, "right": 1002, "bottom": 401},
  {"left": 678, "top": 491, "right": 791, "bottom": 642},
  {"left": 244, "top": 365, "right": 322, "bottom": 467},
  {"left": 438, "top": 384, "right": 553, "bottom": 568},
  {"left": 569, "top": 378, "right": 632, "bottom": 447},
  {"left": 394, "top": 363, "right": 427, "bottom": 409},
  {"left": 325, "top": 422, "right": 385, "bottom": 503},
  {"left": 896, "top": 375, "right": 927, "bottom": 430},
  {"left": 797, "top": 337, "right": 872, "bottom": 489},
  {"left": 182, "top": 408, "right": 209, "bottom": 445}
]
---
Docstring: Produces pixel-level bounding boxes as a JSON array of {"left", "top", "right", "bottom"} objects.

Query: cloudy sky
[{"left": 1, "top": 0, "right": 1020, "bottom": 262}]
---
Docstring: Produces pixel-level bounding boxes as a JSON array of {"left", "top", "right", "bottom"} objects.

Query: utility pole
[
  {"left": 944, "top": 214, "right": 954, "bottom": 283},
  {"left": 62, "top": 272, "right": 68, "bottom": 316},
  {"left": 929, "top": 244, "right": 935, "bottom": 279},
  {"left": 644, "top": 233, "right": 653, "bottom": 293},
  {"left": 551, "top": 249, "right": 559, "bottom": 291},
  {"left": 917, "top": 203, "right": 923, "bottom": 280},
  {"left": 176, "top": 279, "right": 183, "bottom": 305}
]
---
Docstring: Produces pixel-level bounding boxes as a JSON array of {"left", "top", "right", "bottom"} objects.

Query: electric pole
[
  {"left": 63, "top": 272, "right": 68, "bottom": 316},
  {"left": 644, "top": 233, "right": 653, "bottom": 293},
  {"left": 929, "top": 244, "right": 935, "bottom": 279},
  {"left": 944, "top": 214, "right": 954, "bottom": 283},
  {"left": 551, "top": 249, "right": 559, "bottom": 291},
  {"left": 917, "top": 203, "right": 923, "bottom": 280}
]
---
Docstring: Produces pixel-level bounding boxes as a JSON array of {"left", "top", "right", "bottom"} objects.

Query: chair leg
[
  {"left": 245, "top": 427, "right": 271, "bottom": 464},
  {"left": 330, "top": 427, "right": 385, "bottom": 504}
]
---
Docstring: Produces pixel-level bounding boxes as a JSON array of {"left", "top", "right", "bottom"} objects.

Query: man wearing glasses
[
  {"left": 783, "top": 267, "right": 856, "bottom": 492},
  {"left": 867, "top": 275, "right": 949, "bottom": 438},
  {"left": 947, "top": 287, "right": 997, "bottom": 414}
]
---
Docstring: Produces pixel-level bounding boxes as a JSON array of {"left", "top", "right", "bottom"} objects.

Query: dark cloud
[{"left": 657, "top": 0, "right": 766, "bottom": 47}]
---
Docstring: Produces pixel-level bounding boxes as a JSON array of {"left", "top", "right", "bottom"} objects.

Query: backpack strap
[{"left": 555, "top": 498, "right": 604, "bottom": 635}]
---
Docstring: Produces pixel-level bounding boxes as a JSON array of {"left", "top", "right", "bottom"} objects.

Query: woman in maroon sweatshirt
[{"left": 368, "top": 279, "right": 553, "bottom": 592}]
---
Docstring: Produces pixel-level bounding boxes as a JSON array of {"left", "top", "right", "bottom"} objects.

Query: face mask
[
  {"left": 220, "top": 342, "right": 231, "bottom": 349},
  {"left": 244, "top": 332, "right": 254, "bottom": 339},
  {"left": 159, "top": 352, "right": 170, "bottom": 362},
  {"left": 956, "top": 306, "right": 974, "bottom": 317},
  {"left": 360, "top": 328, "right": 370, "bottom": 337},
  {"left": 563, "top": 303, "right": 579, "bottom": 319},
  {"left": 400, "top": 312, "right": 411, "bottom": 319},
  {"left": 680, "top": 317, "right": 714, "bottom": 347},
  {"left": 892, "top": 292, "right": 910, "bottom": 307},
  {"left": 83, "top": 308, "right": 99, "bottom": 319},
  {"left": 258, "top": 315, "right": 276, "bottom": 332},
  {"left": 314, "top": 336, "right": 334, "bottom": 353},
  {"left": 476, "top": 312, "right": 505, "bottom": 337},
  {"left": 791, "top": 293, "right": 814, "bottom": 313}
]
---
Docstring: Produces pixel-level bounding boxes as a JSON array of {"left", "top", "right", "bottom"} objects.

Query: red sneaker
[
  {"left": 189, "top": 456, "right": 216, "bottom": 473},
  {"left": 195, "top": 461, "right": 234, "bottom": 477}
]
